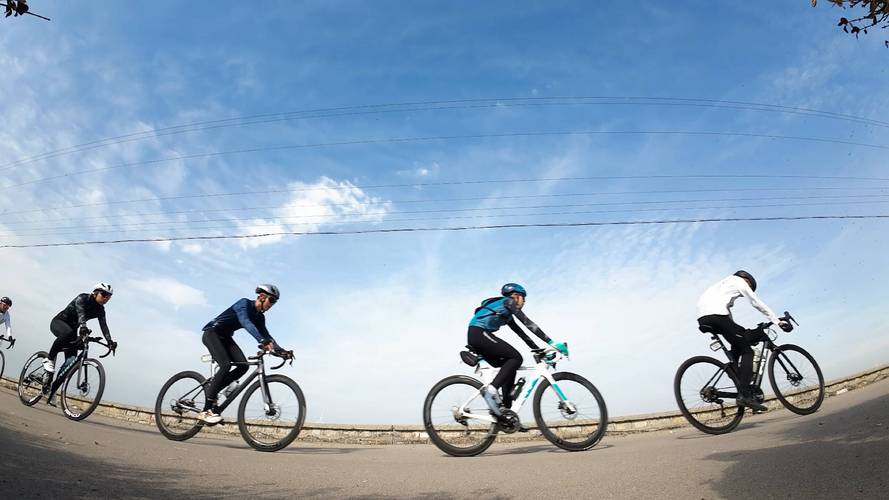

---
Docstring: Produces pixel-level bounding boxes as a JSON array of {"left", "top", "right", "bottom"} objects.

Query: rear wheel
[
  {"left": 674, "top": 355, "right": 744, "bottom": 434},
  {"left": 60, "top": 358, "right": 106, "bottom": 421},
  {"left": 768, "top": 344, "right": 824, "bottom": 415},
  {"left": 0, "top": 350, "right": 5, "bottom": 379},
  {"left": 237, "top": 375, "right": 306, "bottom": 452},
  {"left": 533, "top": 372, "right": 608, "bottom": 451},
  {"left": 154, "top": 370, "right": 207, "bottom": 441},
  {"left": 423, "top": 375, "right": 497, "bottom": 457},
  {"left": 18, "top": 351, "right": 49, "bottom": 406}
]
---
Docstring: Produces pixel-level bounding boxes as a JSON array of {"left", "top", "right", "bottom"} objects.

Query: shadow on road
[
  {"left": 0, "top": 422, "right": 213, "bottom": 499},
  {"left": 704, "top": 392, "right": 889, "bottom": 498}
]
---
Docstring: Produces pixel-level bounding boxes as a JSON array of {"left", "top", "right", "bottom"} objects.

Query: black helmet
[
  {"left": 255, "top": 284, "right": 280, "bottom": 300},
  {"left": 501, "top": 283, "right": 527, "bottom": 297},
  {"left": 733, "top": 270, "right": 757, "bottom": 292},
  {"left": 0, "top": 297, "right": 10, "bottom": 306}
]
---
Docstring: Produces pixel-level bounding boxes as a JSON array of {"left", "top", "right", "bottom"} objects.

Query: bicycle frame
[
  {"left": 456, "top": 350, "right": 569, "bottom": 425},
  {"left": 176, "top": 352, "right": 278, "bottom": 416},
  {"left": 50, "top": 335, "right": 108, "bottom": 395}
]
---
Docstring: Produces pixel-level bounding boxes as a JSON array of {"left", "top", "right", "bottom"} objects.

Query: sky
[{"left": 0, "top": 1, "right": 887, "bottom": 424}]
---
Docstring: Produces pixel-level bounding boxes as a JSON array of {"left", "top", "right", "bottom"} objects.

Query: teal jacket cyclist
[{"left": 467, "top": 283, "right": 567, "bottom": 416}]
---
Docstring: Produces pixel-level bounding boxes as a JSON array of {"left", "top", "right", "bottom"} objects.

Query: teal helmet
[{"left": 501, "top": 283, "right": 527, "bottom": 297}]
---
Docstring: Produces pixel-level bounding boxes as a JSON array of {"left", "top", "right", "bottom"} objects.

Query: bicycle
[
  {"left": 423, "top": 343, "right": 608, "bottom": 457},
  {"left": 0, "top": 334, "right": 15, "bottom": 379},
  {"left": 17, "top": 328, "right": 115, "bottom": 421},
  {"left": 154, "top": 346, "right": 306, "bottom": 452},
  {"left": 674, "top": 311, "right": 825, "bottom": 435}
]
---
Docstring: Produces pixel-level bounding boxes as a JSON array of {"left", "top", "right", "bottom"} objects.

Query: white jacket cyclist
[{"left": 696, "top": 274, "right": 781, "bottom": 324}]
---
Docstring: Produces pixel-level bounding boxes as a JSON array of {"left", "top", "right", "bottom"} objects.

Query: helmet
[
  {"left": 93, "top": 282, "right": 113, "bottom": 295},
  {"left": 501, "top": 283, "right": 527, "bottom": 297},
  {"left": 733, "top": 270, "right": 756, "bottom": 292},
  {"left": 0, "top": 297, "right": 11, "bottom": 306},
  {"left": 255, "top": 284, "right": 280, "bottom": 300}
]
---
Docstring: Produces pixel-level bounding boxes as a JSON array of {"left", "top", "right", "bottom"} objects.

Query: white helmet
[
  {"left": 255, "top": 284, "right": 280, "bottom": 300},
  {"left": 93, "top": 282, "right": 113, "bottom": 295}
]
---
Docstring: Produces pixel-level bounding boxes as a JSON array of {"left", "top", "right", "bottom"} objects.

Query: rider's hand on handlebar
[
  {"left": 108, "top": 340, "right": 118, "bottom": 352},
  {"left": 260, "top": 340, "right": 275, "bottom": 352},
  {"left": 779, "top": 320, "right": 793, "bottom": 333}
]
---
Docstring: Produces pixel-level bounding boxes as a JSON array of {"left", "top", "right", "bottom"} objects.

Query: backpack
[{"left": 474, "top": 297, "right": 503, "bottom": 315}]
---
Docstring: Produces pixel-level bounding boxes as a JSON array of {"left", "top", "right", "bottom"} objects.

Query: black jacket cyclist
[
  {"left": 43, "top": 283, "right": 117, "bottom": 404},
  {"left": 198, "top": 284, "right": 289, "bottom": 424},
  {"left": 467, "top": 283, "right": 567, "bottom": 415}
]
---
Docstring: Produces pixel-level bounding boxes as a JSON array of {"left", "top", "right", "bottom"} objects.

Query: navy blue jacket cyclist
[
  {"left": 467, "top": 283, "right": 567, "bottom": 411},
  {"left": 198, "top": 284, "right": 291, "bottom": 424}
]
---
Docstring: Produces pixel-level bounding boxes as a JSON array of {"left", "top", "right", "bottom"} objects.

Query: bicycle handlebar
[
  {"left": 758, "top": 311, "right": 798, "bottom": 333},
  {"left": 0, "top": 335, "right": 14, "bottom": 349},
  {"left": 252, "top": 345, "right": 294, "bottom": 370}
]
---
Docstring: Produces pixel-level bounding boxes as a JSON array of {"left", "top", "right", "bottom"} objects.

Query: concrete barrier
[{"left": 2, "top": 362, "right": 887, "bottom": 445}]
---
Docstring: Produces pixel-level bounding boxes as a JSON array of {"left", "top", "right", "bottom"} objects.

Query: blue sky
[{"left": 1, "top": 1, "right": 887, "bottom": 424}]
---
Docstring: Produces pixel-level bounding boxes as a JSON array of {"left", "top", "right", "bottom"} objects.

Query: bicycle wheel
[
  {"left": 674, "top": 356, "right": 744, "bottom": 434},
  {"left": 154, "top": 370, "right": 207, "bottom": 441},
  {"left": 423, "top": 375, "right": 497, "bottom": 457},
  {"left": 60, "top": 358, "right": 106, "bottom": 421},
  {"left": 18, "top": 351, "right": 49, "bottom": 406},
  {"left": 768, "top": 344, "right": 824, "bottom": 415},
  {"left": 533, "top": 372, "right": 608, "bottom": 451},
  {"left": 0, "top": 350, "right": 5, "bottom": 379},
  {"left": 237, "top": 374, "right": 306, "bottom": 452}
]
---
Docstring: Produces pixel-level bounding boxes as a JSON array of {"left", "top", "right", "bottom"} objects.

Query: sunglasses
[
  {"left": 266, "top": 295, "right": 277, "bottom": 304},
  {"left": 98, "top": 291, "right": 112, "bottom": 298}
]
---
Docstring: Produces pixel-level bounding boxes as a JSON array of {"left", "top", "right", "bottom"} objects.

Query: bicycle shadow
[{"left": 463, "top": 441, "right": 614, "bottom": 457}]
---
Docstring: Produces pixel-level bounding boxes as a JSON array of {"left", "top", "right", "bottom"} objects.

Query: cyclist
[
  {"left": 697, "top": 270, "right": 790, "bottom": 412},
  {"left": 42, "top": 283, "right": 118, "bottom": 405},
  {"left": 0, "top": 296, "right": 13, "bottom": 343},
  {"left": 198, "top": 284, "right": 291, "bottom": 424},
  {"left": 467, "top": 283, "right": 567, "bottom": 421}
]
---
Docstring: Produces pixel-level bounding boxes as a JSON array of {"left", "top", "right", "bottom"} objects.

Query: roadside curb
[{"left": 2, "top": 362, "right": 887, "bottom": 444}]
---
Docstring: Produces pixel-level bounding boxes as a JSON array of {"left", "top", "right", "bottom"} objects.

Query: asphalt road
[{"left": 1, "top": 378, "right": 887, "bottom": 499}]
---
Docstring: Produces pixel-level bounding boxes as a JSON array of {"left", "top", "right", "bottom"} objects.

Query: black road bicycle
[
  {"left": 155, "top": 347, "right": 306, "bottom": 452},
  {"left": 674, "top": 311, "right": 825, "bottom": 434},
  {"left": 18, "top": 328, "right": 115, "bottom": 421},
  {"left": 0, "top": 334, "right": 15, "bottom": 379}
]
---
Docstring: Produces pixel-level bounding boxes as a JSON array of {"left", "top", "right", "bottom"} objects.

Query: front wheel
[
  {"left": 60, "top": 358, "right": 106, "bottom": 421},
  {"left": 423, "top": 375, "right": 497, "bottom": 457},
  {"left": 674, "top": 355, "right": 744, "bottom": 434},
  {"left": 0, "top": 350, "right": 5, "bottom": 379},
  {"left": 18, "top": 351, "right": 49, "bottom": 406},
  {"left": 237, "top": 374, "right": 306, "bottom": 452},
  {"left": 768, "top": 344, "right": 824, "bottom": 415},
  {"left": 533, "top": 372, "right": 608, "bottom": 451},
  {"left": 154, "top": 370, "right": 207, "bottom": 441}
]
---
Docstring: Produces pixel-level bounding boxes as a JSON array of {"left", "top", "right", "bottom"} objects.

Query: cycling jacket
[
  {"left": 203, "top": 298, "right": 280, "bottom": 348},
  {"left": 468, "top": 296, "right": 552, "bottom": 345},
  {"left": 696, "top": 275, "right": 781, "bottom": 324},
  {"left": 54, "top": 293, "right": 111, "bottom": 340}
]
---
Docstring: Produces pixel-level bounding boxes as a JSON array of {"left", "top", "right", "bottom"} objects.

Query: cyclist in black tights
[
  {"left": 467, "top": 283, "right": 567, "bottom": 420},
  {"left": 198, "top": 284, "right": 290, "bottom": 424}
]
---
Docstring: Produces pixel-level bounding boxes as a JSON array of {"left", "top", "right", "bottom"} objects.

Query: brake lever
[{"left": 783, "top": 310, "right": 800, "bottom": 326}]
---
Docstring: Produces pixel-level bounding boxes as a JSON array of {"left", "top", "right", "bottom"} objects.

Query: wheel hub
[{"left": 559, "top": 400, "right": 578, "bottom": 420}]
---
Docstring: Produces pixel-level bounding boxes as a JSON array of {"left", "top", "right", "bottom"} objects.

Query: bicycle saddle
[{"left": 698, "top": 325, "right": 717, "bottom": 334}]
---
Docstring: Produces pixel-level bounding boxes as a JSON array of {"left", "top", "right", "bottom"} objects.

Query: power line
[
  {"left": 4, "top": 96, "right": 887, "bottom": 171},
  {"left": 7, "top": 193, "right": 889, "bottom": 234},
  {"left": 6, "top": 173, "right": 889, "bottom": 219},
  {"left": 2, "top": 214, "right": 886, "bottom": 249},
  {"left": 7, "top": 199, "right": 889, "bottom": 239},
  {"left": 6, "top": 126, "right": 889, "bottom": 190},
  {"left": 6, "top": 185, "right": 888, "bottom": 226}
]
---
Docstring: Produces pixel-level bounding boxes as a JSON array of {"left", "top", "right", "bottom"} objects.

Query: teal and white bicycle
[{"left": 423, "top": 344, "right": 608, "bottom": 457}]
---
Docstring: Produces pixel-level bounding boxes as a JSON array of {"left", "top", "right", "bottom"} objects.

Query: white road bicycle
[{"left": 423, "top": 344, "right": 608, "bottom": 457}]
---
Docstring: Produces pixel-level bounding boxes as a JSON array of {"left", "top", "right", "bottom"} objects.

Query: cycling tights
[{"left": 467, "top": 326, "right": 522, "bottom": 407}]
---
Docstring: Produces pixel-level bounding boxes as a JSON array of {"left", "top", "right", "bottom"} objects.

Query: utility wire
[
  {"left": 2, "top": 214, "right": 886, "bottom": 249},
  {"left": 6, "top": 193, "right": 889, "bottom": 234},
  {"left": 4, "top": 96, "right": 888, "bottom": 171},
  {"left": 6, "top": 186, "right": 888, "bottom": 226},
  {"left": 6, "top": 129, "right": 889, "bottom": 190},
  {"left": 6, "top": 199, "right": 888, "bottom": 239}
]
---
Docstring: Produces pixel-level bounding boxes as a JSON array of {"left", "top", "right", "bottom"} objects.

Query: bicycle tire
[
  {"left": 422, "top": 375, "right": 497, "bottom": 457},
  {"left": 674, "top": 355, "right": 744, "bottom": 434},
  {"left": 237, "top": 374, "right": 306, "bottom": 452},
  {"left": 18, "top": 351, "right": 48, "bottom": 406},
  {"left": 154, "top": 370, "right": 207, "bottom": 441},
  {"left": 768, "top": 344, "right": 825, "bottom": 415},
  {"left": 533, "top": 372, "right": 608, "bottom": 451},
  {"left": 60, "top": 358, "right": 106, "bottom": 421},
  {"left": 0, "top": 350, "right": 5, "bottom": 380}
]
